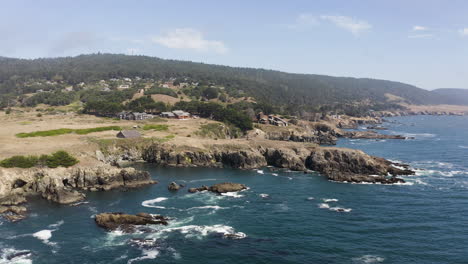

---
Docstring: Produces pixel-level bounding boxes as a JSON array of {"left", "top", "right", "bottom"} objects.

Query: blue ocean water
[{"left": 1, "top": 116, "right": 467, "bottom": 264}]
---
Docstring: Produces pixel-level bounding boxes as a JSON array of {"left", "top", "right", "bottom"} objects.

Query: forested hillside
[{"left": 0, "top": 54, "right": 463, "bottom": 112}]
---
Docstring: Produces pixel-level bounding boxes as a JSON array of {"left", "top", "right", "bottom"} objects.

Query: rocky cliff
[
  {"left": 139, "top": 142, "right": 414, "bottom": 183},
  {"left": 0, "top": 165, "right": 156, "bottom": 221}
]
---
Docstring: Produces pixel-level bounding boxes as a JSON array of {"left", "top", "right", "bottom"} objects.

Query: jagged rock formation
[
  {"left": 95, "top": 212, "right": 168, "bottom": 232},
  {"left": 0, "top": 165, "right": 156, "bottom": 221},
  {"left": 139, "top": 142, "right": 414, "bottom": 184}
]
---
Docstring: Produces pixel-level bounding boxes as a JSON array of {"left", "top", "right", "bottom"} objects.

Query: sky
[{"left": 1, "top": 0, "right": 467, "bottom": 90}]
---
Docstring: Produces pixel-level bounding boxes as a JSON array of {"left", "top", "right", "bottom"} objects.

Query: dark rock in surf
[
  {"left": 168, "top": 182, "right": 181, "bottom": 191},
  {"left": 95, "top": 212, "right": 168, "bottom": 233}
]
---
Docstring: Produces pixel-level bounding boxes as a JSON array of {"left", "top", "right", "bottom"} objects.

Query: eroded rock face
[
  {"left": 0, "top": 165, "right": 157, "bottom": 221},
  {"left": 0, "top": 194, "right": 28, "bottom": 222},
  {"left": 141, "top": 143, "right": 413, "bottom": 184},
  {"left": 95, "top": 212, "right": 168, "bottom": 233}
]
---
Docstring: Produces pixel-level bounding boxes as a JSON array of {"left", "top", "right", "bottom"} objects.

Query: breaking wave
[
  {"left": 142, "top": 197, "right": 168, "bottom": 208},
  {"left": 352, "top": 255, "right": 385, "bottom": 263},
  {"left": 0, "top": 247, "right": 32, "bottom": 264}
]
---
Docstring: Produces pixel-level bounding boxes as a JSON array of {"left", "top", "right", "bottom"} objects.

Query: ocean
[{"left": 1, "top": 115, "right": 467, "bottom": 264}]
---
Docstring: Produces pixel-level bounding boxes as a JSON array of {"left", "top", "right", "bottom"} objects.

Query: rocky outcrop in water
[
  {"left": 188, "top": 182, "right": 247, "bottom": 193},
  {"left": 168, "top": 182, "right": 181, "bottom": 191},
  {"left": 95, "top": 212, "right": 168, "bottom": 232},
  {"left": 140, "top": 143, "right": 414, "bottom": 184},
  {"left": 0, "top": 165, "right": 156, "bottom": 221},
  {"left": 344, "top": 131, "right": 410, "bottom": 140},
  {"left": 209, "top": 183, "right": 247, "bottom": 193}
]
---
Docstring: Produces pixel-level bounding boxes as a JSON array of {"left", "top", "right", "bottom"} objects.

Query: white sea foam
[
  {"left": 220, "top": 192, "right": 244, "bottom": 198},
  {"left": 307, "top": 197, "right": 315, "bottom": 200},
  {"left": 256, "top": 170, "right": 264, "bottom": 174},
  {"left": 160, "top": 224, "right": 246, "bottom": 240},
  {"left": 127, "top": 249, "right": 159, "bottom": 264},
  {"left": 187, "top": 205, "right": 225, "bottom": 210},
  {"left": 318, "top": 203, "right": 352, "bottom": 212},
  {"left": 352, "top": 254, "right": 385, "bottom": 263},
  {"left": 48, "top": 220, "right": 64, "bottom": 229},
  {"left": 259, "top": 193, "right": 269, "bottom": 198},
  {"left": 329, "top": 207, "right": 352, "bottom": 213},
  {"left": 0, "top": 247, "right": 32, "bottom": 264},
  {"left": 395, "top": 132, "right": 436, "bottom": 139},
  {"left": 70, "top": 201, "right": 89, "bottom": 206},
  {"left": 33, "top": 230, "right": 55, "bottom": 246},
  {"left": 142, "top": 197, "right": 168, "bottom": 208},
  {"left": 272, "top": 173, "right": 279, "bottom": 176},
  {"left": 323, "top": 198, "right": 338, "bottom": 203}
]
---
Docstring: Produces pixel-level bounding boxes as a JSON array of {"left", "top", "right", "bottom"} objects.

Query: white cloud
[
  {"left": 320, "top": 15, "right": 372, "bottom": 36},
  {"left": 459, "top": 28, "right": 468, "bottom": 36},
  {"left": 152, "top": 28, "right": 228, "bottom": 54},
  {"left": 413, "top": 25, "right": 428, "bottom": 31},
  {"left": 287, "top": 13, "right": 319, "bottom": 30},
  {"left": 408, "top": 34, "right": 434, "bottom": 39}
]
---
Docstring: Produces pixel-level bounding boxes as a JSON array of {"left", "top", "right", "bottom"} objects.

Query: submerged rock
[
  {"left": 188, "top": 185, "right": 209, "bottom": 193},
  {"left": 168, "top": 182, "right": 181, "bottom": 191},
  {"left": 95, "top": 212, "right": 168, "bottom": 233}
]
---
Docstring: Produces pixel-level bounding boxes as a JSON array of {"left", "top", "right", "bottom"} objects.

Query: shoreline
[{"left": 0, "top": 113, "right": 422, "bottom": 222}]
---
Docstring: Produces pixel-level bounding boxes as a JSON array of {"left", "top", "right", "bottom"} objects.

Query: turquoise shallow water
[{"left": 1, "top": 116, "right": 468, "bottom": 264}]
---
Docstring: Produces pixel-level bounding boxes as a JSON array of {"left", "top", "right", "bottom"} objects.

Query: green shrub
[
  {"left": 16, "top": 126, "right": 121, "bottom": 138},
  {"left": 0, "top": 151, "right": 78, "bottom": 168},
  {"left": 142, "top": 124, "right": 169, "bottom": 131},
  {"left": 45, "top": 151, "right": 79, "bottom": 168},
  {"left": 0, "top": 155, "right": 39, "bottom": 168},
  {"left": 16, "top": 128, "right": 74, "bottom": 138},
  {"left": 74, "top": 126, "right": 121, "bottom": 135}
]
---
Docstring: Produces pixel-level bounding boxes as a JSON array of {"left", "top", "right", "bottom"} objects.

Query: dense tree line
[
  {"left": 1, "top": 54, "right": 463, "bottom": 114},
  {"left": 173, "top": 101, "right": 253, "bottom": 131}
]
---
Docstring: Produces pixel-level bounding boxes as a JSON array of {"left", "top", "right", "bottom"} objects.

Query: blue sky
[{"left": 1, "top": 0, "right": 467, "bottom": 89}]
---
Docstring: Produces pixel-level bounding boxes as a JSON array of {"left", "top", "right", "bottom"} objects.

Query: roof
[{"left": 117, "top": 130, "right": 141, "bottom": 138}]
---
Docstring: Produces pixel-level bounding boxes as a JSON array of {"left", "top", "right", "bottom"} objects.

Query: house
[
  {"left": 123, "top": 78, "right": 132, "bottom": 82},
  {"left": 118, "top": 84, "right": 130, "bottom": 90},
  {"left": 160, "top": 112, "right": 176, "bottom": 118},
  {"left": 63, "top": 86, "right": 74, "bottom": 92},
  {"left": 268, "top": 115, "right": 288, "bottom": 127},
  {"left": 117, "top": 112, "right": 153, "bottom": 120},
  {"left": 172, "top": 110, "right": 190, "bottom": 119},
  {"left": 132, "top": 112, "right": 154, "bottom": 120},
  {"left": 116, "top": 130, "right": 141, "bottom": 139}
]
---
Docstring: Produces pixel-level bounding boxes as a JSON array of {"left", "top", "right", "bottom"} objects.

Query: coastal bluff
[
  {"left": 0, "top": 165, "right": 156, "bottom": 221},
  {"left": 100, "top": 140, "right": 414, "bottom": 184}
]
